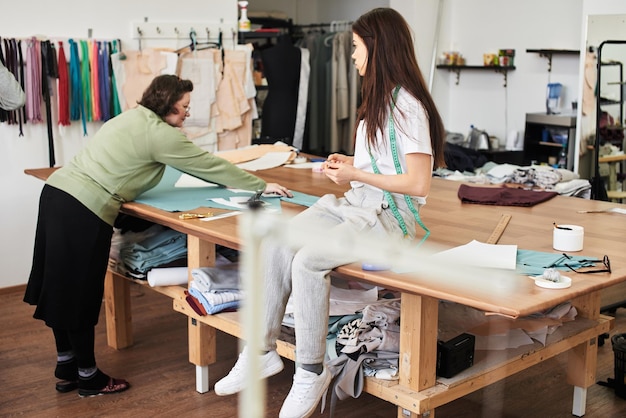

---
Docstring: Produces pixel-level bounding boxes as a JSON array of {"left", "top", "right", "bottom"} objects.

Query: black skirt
[{"left": 24, "top": 185, "right": 113, "bottom": 330}]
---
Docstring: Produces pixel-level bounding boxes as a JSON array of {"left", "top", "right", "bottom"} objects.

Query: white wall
[
  {"left": 0, "top": 0, "right": 237, "bottom": 288},
  {"left": 432, "top": 0, "right": 583, "bottom": 146},
  {"left": 2, "top": 0, "right": 626, "bottom": 289}
]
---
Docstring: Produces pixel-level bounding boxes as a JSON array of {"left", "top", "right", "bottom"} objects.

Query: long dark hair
[
  {"left": 137, "top": 75, "right": 193, "bottom": 117},
  {"left": 352, "top": 8, "right": 446, "bottom": 168}
]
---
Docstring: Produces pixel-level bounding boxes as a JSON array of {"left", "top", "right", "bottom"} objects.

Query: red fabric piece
[
  {"left": 57, "top": 41, "right": 70, "bottom": 126},
  {"left": 184, "top": 291, "right": 207, "bottom": 316},
  {"left": 457, "top": 183, "right": 558, "bottom": 207}
]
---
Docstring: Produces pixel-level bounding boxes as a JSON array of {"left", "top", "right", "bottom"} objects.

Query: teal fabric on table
[
  {"left": 134, "top": 165, "right": 320, "bottom": 212},
  {"left": 516, "top": 249, "right": 601, "bottom": 276},
  {"left": 286, "top": 190, "right": 320, "bottom": 207}
]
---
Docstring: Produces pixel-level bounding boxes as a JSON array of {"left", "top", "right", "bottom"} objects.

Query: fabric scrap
[{"left": 458, "top": 184, "right": 558, "bottom": 207}]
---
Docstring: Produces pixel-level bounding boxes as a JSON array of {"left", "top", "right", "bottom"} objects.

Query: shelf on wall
[
  {"left": 435, "top": 65, "right": 515, "bottom": 87},
  {"left": 239, "top": 30, "right": 283, "bottom": 40},
  {"left": 526, "top": 49, "right": 580, "bottom": 72},
  {"left": 538, "top": 141, "right": 566, "bottom": 148}
]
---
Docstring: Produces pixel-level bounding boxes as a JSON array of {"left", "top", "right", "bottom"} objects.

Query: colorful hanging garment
[
  {"left": 13, "top": 38, "right": 26, "bottom": 135},
  {"left": 1, "top": 37, "right": 26, "bottom": 134},
  {"left": 79, "top": 40, "right": 92, "bottom": 122},
  {"left": 90, "top": 40, "right": 100, "bottom": 121},
  {"left": 57, "top": 41, "right": 70, "bottom": 126},
  {"left": 1, "top": 38, "right": 17, "bottom": 125},
  {"left": 68, "top": 39, "right": 87, "bottom": 135},
  {"left": 98, "top": 41, "right": 111, "bottom": 121},
  {"left": 0, "top": 38, "right": 8, "bottom": 123},
  {"left": 26, "top": 37, "right": 42, "bottom": 123},
  {"left": 4, "top": 38, "right": 15, "bottom": 124},
  {"left": 109, "top": 40, "right": 122, "bottom": 117},
  {"left": 40, "top": 40, "right": 57, "bottom": 167}
]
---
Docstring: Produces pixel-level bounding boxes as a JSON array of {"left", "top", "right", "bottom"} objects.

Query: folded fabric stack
[
  {"left": 115, "top": 224, "right": 188, "bottom": 279},
  {"left": 187, "top": 266, "right": 242, "bottom": 315}
]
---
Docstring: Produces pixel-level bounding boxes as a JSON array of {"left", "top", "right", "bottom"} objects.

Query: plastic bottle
[
  {"left": 466, "top": 124, "right": 474, "bottom": 147},
  {"left": 238, "top": 1, "right": 251, "bottom": 32},
  {"left": 557, "top": 144, "right": 567, "bottom": 168}
]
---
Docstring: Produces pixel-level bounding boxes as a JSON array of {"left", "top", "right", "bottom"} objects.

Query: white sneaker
[
  {"left": 213, "top": 347, "right": 284, "bottom": 396},
  {"left": 279, "top": 366, "right": 332, "bottom": 418}
]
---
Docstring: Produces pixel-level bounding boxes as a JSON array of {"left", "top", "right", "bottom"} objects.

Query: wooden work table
[{"left": 25, "top": 165, "right": 626, "bottom": 418}]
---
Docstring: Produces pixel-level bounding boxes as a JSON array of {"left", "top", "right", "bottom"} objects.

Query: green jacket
[{"left": 47, "top": 105, "right": 265, "bottom": 225}]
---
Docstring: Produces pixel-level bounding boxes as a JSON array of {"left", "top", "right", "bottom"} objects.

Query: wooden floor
[{"left": 1, "top": 282, "right": 626, "bottom": 418}]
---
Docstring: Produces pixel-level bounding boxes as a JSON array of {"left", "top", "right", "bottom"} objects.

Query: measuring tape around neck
[{"left": 368, "top": 85, "right": 430, "bottom": 245}]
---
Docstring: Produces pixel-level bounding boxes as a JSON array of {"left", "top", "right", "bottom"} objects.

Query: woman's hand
[
  {"left": 264, "top": 183, "right": 293, "bottom": 197},
  {"left": 326, "top": 153, "right": 354, "bottom": 166},
  {"left": 323, "top": 159, "right": 359, "bottom": 185}
]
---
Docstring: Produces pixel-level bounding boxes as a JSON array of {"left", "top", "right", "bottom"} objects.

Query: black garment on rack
[
  {"left": 1, "top": 38, "right": 15, "bottom": 124},
  {"left": 1, "top": 37, "right": 25, "bottom": 132},
  {"left": 40, "top": 40, "right": 57, "bottom": 167},
  {"left": 12, "top": 38, "right": 26, "bottom": 135},
  {"left": 260, "top": 34, "right": 301, "bottom": 145}
]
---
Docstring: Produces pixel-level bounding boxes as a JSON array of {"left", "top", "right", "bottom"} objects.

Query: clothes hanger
[{"left": 175, "top": 28, "right": 221, "bottom": 55}]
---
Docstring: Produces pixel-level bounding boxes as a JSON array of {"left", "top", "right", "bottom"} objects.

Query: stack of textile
[
  {"left": 111, "top": 224, "right": 187, "bottom": 279},
  {"left": 187, "top": 265, "right": 242, "bottom": 315}
]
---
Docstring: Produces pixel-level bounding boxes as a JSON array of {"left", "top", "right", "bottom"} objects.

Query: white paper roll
[{"left": 147, "top": 267, "right": 189, "bottom": 287}]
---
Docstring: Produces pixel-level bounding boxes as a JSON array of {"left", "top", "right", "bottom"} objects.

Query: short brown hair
[{"left": 137, "top": 75, "right": 193, "bottom": 117}]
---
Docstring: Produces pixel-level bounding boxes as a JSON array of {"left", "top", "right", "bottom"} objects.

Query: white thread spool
[{"left": 553, "top": 225, "right": 584, "bottom": 252}]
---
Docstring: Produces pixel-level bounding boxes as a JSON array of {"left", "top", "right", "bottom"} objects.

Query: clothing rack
[
  {"left": 294, "top": 20, "right": 352, "bottom": 31},
  {"left": 291, "top": 21, "right": 352, "bottom": 41},
  {"left": 132, "top": 21, "right": 237, "bottom": 51}
]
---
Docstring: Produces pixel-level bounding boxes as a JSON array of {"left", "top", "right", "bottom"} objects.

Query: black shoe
[
  {"left": 78, "top": 377, "right": 130, "bottom": 397},
  {"left": 78, "top": 369, "right": 130, "bottom": 397},
  {"left": 55, "top": 358, "right": 78, "bottom": 393},
  {"left": 55, "top": 380, "right": 78, "bottom": 393}
]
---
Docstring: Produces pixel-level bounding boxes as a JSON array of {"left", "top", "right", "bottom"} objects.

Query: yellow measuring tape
[{"left": 486, "top": 214, "right": 512, "bottom": 244}]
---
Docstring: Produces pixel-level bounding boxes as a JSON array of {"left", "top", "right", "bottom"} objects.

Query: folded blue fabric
[
  {"left": 187, "top": 286, "right": 241, "bottom": 315},
  {"left": 120, "top": 225, "right": 187, "bottom": 274},
  {"left": 191, "top": 266, "right": 240, "bottom": 292}
]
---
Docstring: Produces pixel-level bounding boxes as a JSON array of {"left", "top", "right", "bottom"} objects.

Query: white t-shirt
[{"left": 351, "top": 87, "right": 433, "bottom": 201}]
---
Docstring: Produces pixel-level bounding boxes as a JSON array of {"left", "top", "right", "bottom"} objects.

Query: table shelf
[{"left": 172, "top": 284, "right": 612, "bottom": 416}]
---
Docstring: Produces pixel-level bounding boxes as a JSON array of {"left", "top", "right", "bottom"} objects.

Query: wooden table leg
[
  {"left": 189, "top": 316, "right": 215, "bottom": 393},
  {"left": 398, "top": 293, "right": 439, "bottom": 418},
  {"left": 186, "top": 236, "right": 217, "bottom": 393},
  {"left": 104, "top": 269, "right": 133, "bottom": 349},
  {"left": 567, "top": 291, "right": 601, "bottom": 417}
]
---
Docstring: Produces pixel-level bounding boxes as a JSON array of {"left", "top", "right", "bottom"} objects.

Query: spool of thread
[{"left": 553, "top": 224, "right": 584, "bottom": 252}]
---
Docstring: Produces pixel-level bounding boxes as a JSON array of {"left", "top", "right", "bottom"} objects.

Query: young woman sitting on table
[{"left": 214, "top": 7, "right": 446, "bottom": 418}]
